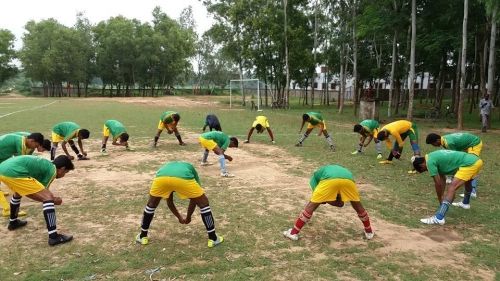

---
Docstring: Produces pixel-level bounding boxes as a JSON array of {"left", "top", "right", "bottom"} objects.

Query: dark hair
[
  {"left": 120, "top": 133, "right": 130, "bottom": 142},
  {"left": 42, "top": 139, "right": 52, "bottom": 151},
  {"left": 255, "top": 124, "right": 263, "bottom": 131},
  {"left": 302, "top": 114, "right": 310, "bottom": 121},
  {"left": 377, "top": 131, "right": 388, "bottom": 141},
  {"left": 230, "top": 136, "right": 238, "bottom": 147},
  {"left": 412, "top": 157, "right": 426, "bottom": 173},
  {"left": 27, "top": 133, "right": 44, "bottom": 144},
  {"left": 172, "top": 114, "right": 180, "bottom": 122},
  {"left": 353, "top": 124, "right": 362, "bottom": 133},
  {"left": 425, "top": 133, "right": 441, "bottom": 144},
  {"left": 79, "top": 129, "right": 90, "bottom": 139},
  {"left": 53, "top": 155, "right": 75, "bottom": 170}
]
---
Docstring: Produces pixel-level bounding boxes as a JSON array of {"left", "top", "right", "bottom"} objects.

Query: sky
[{"left": 0, "top": 0, "right": 214, "bottom": 50}]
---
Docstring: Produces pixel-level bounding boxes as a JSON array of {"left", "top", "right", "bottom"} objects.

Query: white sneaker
[
  {"left": 200, "top": 162, "right": 213, "bottom": 166},
  {"left": 452, "top": 202, "right": 470, "bottom": 209},
  {"left": 459, "top": 192, "right": 477, "bottom": 198},
  {"left": 376, "top": 154, "right": 383, "bottom": 159},
  {"left": 282, "top": 228, "right": 299, "bottom": 241},
  {"left": 420, "top": 216, "right": 445, "bottom": 225},
  {"left": 364, "top": 231, "right": 374, "bottom": 240},
  {"left": 271, "top": 140, "right": 275, "bottom": 144},
  {"left": 243, "top": 140, "right": 249, "bottom": 143},
  {"left": 446, "top": 176, "right": 453, "bottom": 184},
  {"left": 220, "top": 172, "right": 234, "bottom": 178}
]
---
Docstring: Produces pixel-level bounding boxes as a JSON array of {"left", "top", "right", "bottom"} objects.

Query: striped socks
[
  {"left": 291, "top": 210, "right": 312, "bottom": 235},
  {"left": 43, "top": 201, "right": 58, "bottom": 239},
  {"left": 435, "top": 200, "right": 450, "bottom": 220},
  {"left": 9, "top": 196, "right": 21, "bottom": 220},
  {"left": 140, "top": 205, "right": 156, "bottom": 238},
  {"left": 200, "top": 206, "right": 217, "bottom": 241},
  {"left": 357, "top": 210, "right": 373, "bottom": 234}
]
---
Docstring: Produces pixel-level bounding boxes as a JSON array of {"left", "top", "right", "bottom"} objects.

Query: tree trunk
[
  {"left": 395, "top": 79, "right": 401, "bottom": 115},
  {"left": 480, "top": 36, "right": 488, "bottom": 97},
  {"left": 339, "top": 44, "right": 345, "bottom": 113},
  {"left": 458, "top": 0, "right": 468, "bottom": 130},
  {"left": 453, "top": 50, "right": 462, "bottom": 113},
  {"left": 284, "top": 0, "right": 290, "bottom": 108},
  {"left": 486, "top": 6, "right": 497, "bottom": 98},
  {"left": 352, "top": 0, "right": 358, "bottom": 116},
  {"left": 388, "top": 30, "right": 397, "bottom": 117},
  {"left": 406, "top": 0, "right": 416, "bottom": 120}
]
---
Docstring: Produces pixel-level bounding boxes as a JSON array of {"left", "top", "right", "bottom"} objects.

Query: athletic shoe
[
  {"left": 379, "top": 160, "right": 393, "bottom": 164},
  {"left": 200, "top": 161, "right": 213, "bottom": 166},
  {"left": 243, "top": 140, "right": 250, "bottom": 143},
  {"left": 452, "top": 202, "right": 471, "bottom": 209},
  {"left": 2, "top": 210, "right": 27, "bottom": 217},
  {"left": 101, "top": 150, "right": 109, "bottom": 156},
  {"left": 377, "top": 153, "right": 383, "bottom": 159},
  {"left": 77, "top": 155, "right": 90, "bottom": 160},
  {"left": 125, "top": 146, "right": 135, "bottom": 151},
  {"left": 407, "top": 170, "right": 417, "bottom": 174},
  {"left": 364, "top": 231, "right": 375, "bottom": 240},
  {"left": 351, "top": 150, "right": 361, "bottom": 155},
  {"left": 208, "top": 236, "right": 224, "bottom": 248},
  {"left": 179, "top": 142, "right": 187, "bottom": 146},
  {"left": 459, "top": 192, "right": 477, "bottom": 198},
  {"left": 271, "top": 140, "right": 275, "bottom": 144},
  {"left": 220, "top": 172, "right": 234, "bottom": 178},
  {"left": 330, "top": 145, "right": 336, "bottom": 151},
  {"left": 295, "top": 143, "right": 302, "bottom": 147},
  {"left": 48, "top": 233, "right": 73, "bottom": 246},
  {"left": 8, "top": 219, "right": 28, "bottom": 230},
  {"left": 135, "top": 234, "right": 149, "bottom": 245},
  {"left": 282, "top": 228, "right": 299, "bottom": 241},
  {"left": 420, "top": 216, "right": 445, "bottom": 225}
]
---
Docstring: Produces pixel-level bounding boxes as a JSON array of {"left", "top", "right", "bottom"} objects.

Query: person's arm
[
  {"left": 433, "top": 175, "right": 446, "bottom": 203},
  {"left": 61, "top": 140, "right": 72, "bottom": 157},
  {"left": 224, "top": 153, "right": 233, "bottom": 161},
  {"left": 77, "top": 138, "right": 86, "bottom": 156},
  {"left": 246, "top": 127, "right": 255, "bottom": 141},
  {"left": 166, "top": 195, "right": 185, "bottom": 223},
  {"left": 364, "top": 135, "right": 373, "bottom": 147},
  {"left": 267, "top": 127, "right": 275, "bottom": 142},
  {"left": 184, "top": 199, "right": 197, "bottom": 224},
  {"left": 298, "top": 120, "right": 306, "bottom": 133}
]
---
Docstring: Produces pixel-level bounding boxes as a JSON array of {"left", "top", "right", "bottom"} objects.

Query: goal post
[{"left": 229, "top": 79, "right": 262, "bottom": 111}]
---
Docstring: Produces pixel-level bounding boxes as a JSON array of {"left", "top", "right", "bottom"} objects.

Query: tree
[
  {"left": 406, "top": 0, "right": 416, "bottom": 120},
  {"left": 0, "top": 29, "right": 17, "bottom": 85},
  {"left": 458, "top": 0, "right": 469, "bottom": 129}
]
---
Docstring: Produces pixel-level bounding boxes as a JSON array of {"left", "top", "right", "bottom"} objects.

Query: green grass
[{"left": 0, "top": 96, "right": 498, "bottom": 280}]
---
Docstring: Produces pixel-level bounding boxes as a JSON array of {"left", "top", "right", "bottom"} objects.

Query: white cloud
[{"left": 0, "top": 0, "right": 213, "bottom": 49}]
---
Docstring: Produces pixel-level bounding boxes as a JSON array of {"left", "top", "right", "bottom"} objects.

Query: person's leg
[
  {"left": 153, "top": 129, "right": 163, "bottom": 147},
  {"left": 481, "top": 114, "right": 487, "bottom": 132},
  {"left": 0, "top": 192, "right": 10, "bottom": 216},
  {"left": 350, "top": 201, "right": 374, "bottom": 239},
  {"left": 50, "top": 142, "right": 59, "bottom": 160},
  {"left": 323, "top": 130, "right": 335, "bottom": 150},
  {"left": 289, "top": 202, "right": 320, "bottom": 236},
  {"left": 374, "top": 140, "right": 382, "bottom": 158},
  {"left": 173, "top": 128, "right": 186, "bottom": 145},
  {"left": 101, "top": 136, "right": 109, "bottom": 154},
  {"left": 27, "top": 189, "right": 73, "bottom": 245},
  {"left": 296, "top": 128, "right": 313, "bottom": 146},
  {"left": 191, "top": 194, "right": 221, "bottom": 243},
  {"left": 138, "top": 196, "right": 162, "bottom": 241},
  {"left": 201, "top": 149, "right": 210, "bottom": 164},
  {"left": 213, "top": 147, "right": 228, "bottom": 175}
]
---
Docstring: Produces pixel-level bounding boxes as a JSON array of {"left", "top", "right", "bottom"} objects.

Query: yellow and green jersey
[
  {"left": 441, "top": 133, "right": 481, "bottom": 151},
  {"left": 425, "top": 150, "right": 479, "bottom": 177},
  {"left": 155, "top": 161, "right": 201, "bottom": 185},
  {"left": 104, "top": 120, "right": 127, "bottom": 140},
  {"left": 306, "top": 112, "right": 323, "bottom": 126},
  {"left": 0, "top": 134, "right": 28, "bottom": 163},
  {"left": 160, "top": 111, "right": 177, "bottom": 124},
  {"left": 380, "top": 120, "right": 413, "bottom": 148},
  {"left": 52, "top": 122, "right": 80, "bottom": 141},
  {"left": 360, "top": 119, "right": 379, "bottom": 135},
  {"left": 0, "top": 155, "right": 56, "bottom": 188},
  {"left": 310, "top": 165, "right": 354, "bottom": 192},
  {"left": 200, "top": 131, "right": 230, "bottom": 150}
]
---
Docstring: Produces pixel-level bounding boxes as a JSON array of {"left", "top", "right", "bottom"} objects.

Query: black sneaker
[
  {"left": 8, "top": 219, "right": 28, "bottom": 230},
  {"left": 48, "top": 233, "right": 73, "bottom": 246}
]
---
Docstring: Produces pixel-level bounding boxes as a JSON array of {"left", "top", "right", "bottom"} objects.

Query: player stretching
[
  {"left": 412, "top": 150, "right": 483, "bottom": 225},
  {"left": 202, "top": 114, "right": 222, "bottom": 132},
  {"left": 243, "top": 115, "right": 275, "bottom": 144},
  {"left": 199, "top": 131, "right": 238, "bottom": 177},
  {"left": 152, "top": 111, "right": 185, "bottom": 147},
  {"left": 135, "top": 161, "right": 224, "bottom": 248},
  {"left": 352, "top": 119, "right": 383, "bottom": 159},
  {"left": 376, "top": 120, "right": 420, "bottom": 165},
  {"left": 101, "top": 119, "right": 131, "bottom": 155},
  {"left": 51, "top": 121, "right": 90, "bottom": 160},
  {"left": 0, "top": 155, "right": 75, "bottom": 245},
  {"left": 296, "top": 112, "right": 335, "bottom": 150},
  {"left": 283, "top": 165, "right": 374, "bottom": 241}
]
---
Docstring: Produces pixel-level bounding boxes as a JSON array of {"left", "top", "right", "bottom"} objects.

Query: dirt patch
[{"left": 83, "top": 96, "right": 223, "bottom": 109}]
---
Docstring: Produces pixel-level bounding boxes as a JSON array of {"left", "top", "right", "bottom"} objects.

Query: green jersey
[
  {"left": 104, "top": 120, "right": 127, "bottom": 140},
  {"left": 155, "top": 161, "right": 200, "bottom": 185},
  {"left": 201, "top": 131, "right": 230, "bottom": 150},
  {"left": 306, "top": 112, "right": 323, "bottom": 125},
  {"left": 0, "top": 155, "right": 56, "bottom": 188},
  {"left": 0, "top": 134, "right": 27, "bottom": 163},
  {"left": 442, "top": 133, "right": 481, "bottom": 151},
  {"left": 310, "top": 165, "right": 354, "bottom": 191},
  {"left": 52, "top": 122, "right": 80, "bottom": 140},
  {"left": 425, "top": 150, "right": 479, "bottom": 177},
  {"left": 160, "top": 111, "right": 177, "bottom": 124},
  {"left": 360, "top": 119, "right": 379, "bottom": 133}
]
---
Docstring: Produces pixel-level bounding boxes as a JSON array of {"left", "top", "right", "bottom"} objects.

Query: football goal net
[{"left": 229, "top": 79, "right": 262, "bottom": 111}]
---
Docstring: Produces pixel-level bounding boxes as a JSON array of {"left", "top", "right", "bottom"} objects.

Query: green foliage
[{"left": 0, "top": 29, "right": 18, "bottom": 84}]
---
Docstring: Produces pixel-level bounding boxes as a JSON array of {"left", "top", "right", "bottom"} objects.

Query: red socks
[
  {"left": 357, "top": 210, "right": 373, "bottom": 233},
  {"left": 291, "top": 210, "right": 312, "bottom": 235}
]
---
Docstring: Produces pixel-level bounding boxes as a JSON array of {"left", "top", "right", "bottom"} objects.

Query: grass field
[{"left": 0, "top": 95, "right": 499, "bottom": 281}]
